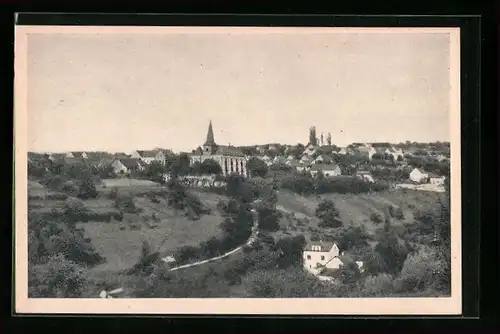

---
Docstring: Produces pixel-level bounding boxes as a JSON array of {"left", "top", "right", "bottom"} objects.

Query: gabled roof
[
  {"left": 137, "top": 150, "right": 162, "bottom": 158},
  {"left": 71, "top": 151, "right": 86, "bottom": 158},
  {"left": 117, "top": 158, "right": 144, "bottom": 169},
  {"left": 114, "top": 152, "right": 131, "bottom": 159},
  {"left": 304, "top": 241, "right": 337, "bottom": 252},
  {"left": 310, "top": 163, "right": 340, "bottom": 171}
]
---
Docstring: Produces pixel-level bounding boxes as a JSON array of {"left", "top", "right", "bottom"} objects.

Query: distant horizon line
[{"left": 28, "top": 140, "right": 451, "bottom": 154}]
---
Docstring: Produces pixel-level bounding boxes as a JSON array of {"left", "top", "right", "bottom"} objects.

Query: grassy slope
[{"left": 274, "top": 189, "right": 444, "bottom": 241}]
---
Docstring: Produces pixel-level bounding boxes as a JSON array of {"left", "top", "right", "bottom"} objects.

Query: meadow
[{"left": 28, "top": 179, "right": 227, "bottom": 278}]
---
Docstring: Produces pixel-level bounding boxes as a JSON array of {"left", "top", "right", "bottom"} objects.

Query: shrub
[
  {"left": 370, "top": 212, "right": 383, "bottom": 224},
  {"left": 362, "top": 273, "right": 395, "bottom": 297},
  {"left": 108, "top": 187, "right": 119, "bottom": 199},
  {"left": 28, "top": 253, "right": 88, "bottom": 298},
  {"left": 394, "top": 207, "right": 405, "bottom": 220},
  {"left": 315, "top": 199, "right": 342, "bottom": 228}
]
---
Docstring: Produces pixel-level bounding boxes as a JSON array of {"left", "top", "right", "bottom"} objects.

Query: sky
[{"left": 24, "top": 28, "right": 453, "bottom": 153}]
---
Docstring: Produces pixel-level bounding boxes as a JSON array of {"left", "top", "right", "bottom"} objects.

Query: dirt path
[{"left": 166, "top": 209, "right": 259, "bottom": 272}]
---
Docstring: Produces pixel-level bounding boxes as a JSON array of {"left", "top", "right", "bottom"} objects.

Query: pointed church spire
[{"left": 204, "top": 120, "right": 216, "bottom": 146}]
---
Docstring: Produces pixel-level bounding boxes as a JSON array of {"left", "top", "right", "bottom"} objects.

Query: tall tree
[
  {"left": 327, "top": 132, "right": 332, "bottom": 146},
  {"left": 309, "top": 126, "right": 317, "bottom": 146}
]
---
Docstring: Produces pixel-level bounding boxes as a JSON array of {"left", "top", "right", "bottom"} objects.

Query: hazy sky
[{"left": 25, "top": 28, "right": 452, "bottom": 153}]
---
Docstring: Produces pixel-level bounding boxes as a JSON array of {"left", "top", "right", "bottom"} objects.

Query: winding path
[{"left": 165, "top": 208, "right": 260, "bottom": 272}]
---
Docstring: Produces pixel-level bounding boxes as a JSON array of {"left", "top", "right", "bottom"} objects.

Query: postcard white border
[{"left": 14, "top": 25, "right": 462, "bottom": 315}]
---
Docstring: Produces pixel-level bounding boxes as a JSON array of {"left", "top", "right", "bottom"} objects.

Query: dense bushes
[{"left": 29, "top": 253, "right": 88, "bottom": 298}]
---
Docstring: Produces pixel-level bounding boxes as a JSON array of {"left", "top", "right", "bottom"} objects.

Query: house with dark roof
[
  {"left": 189, "top": 121, "right": 248, "bottom": 177},
  {"left": 110, "top": 158, "right": 146, "bottom": 175},
  {"left": 133, "top": 149, "right": 166, "bottom": 165},
  {"left": 357, "top": 146, "right": 377, "bottom": 160},
  {"left": 71, "top": 151, "right": 88, "bottom": 159},
  {"left": 309, "top": 163, "right": 342, "bottom": 177}
]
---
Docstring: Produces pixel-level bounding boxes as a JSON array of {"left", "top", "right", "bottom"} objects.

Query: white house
[
  {"left": 385, "top": 148, "right": 404, "bottom": 161},
  {"left": 309, "top": 164, "right": 342, "bottom": 177},
  {"left": 357, "top": 146, "right": 377, "bottom": 160},
  {"left": 259, "top": 155, "right": 273, "bottom": 166},
  {"left": 111, "top": 158, "right": 146, "bottom": 175},
  {"left": 335, "top": 147, "right": 348, "bottom": 155},
  {"left": 303, "top": 242, "right": 341, "bottom": 275},
  {"left": 302, "top": 144, "right": 318, "bottom": 157},
  {"left": 356, "top": 171, "right": 375, "bottom": 183},
  {"left": 313, "top": 155, "right": 324, "bottom": 164},
  {"left": 300, "top": 155, "right": 313, "bottom": 164},
  {"left": 429, "top": 174, "right": 446, "bottom": 185},
  {"left": 409, "top": 168, "right": 429, "bottom": 183}
]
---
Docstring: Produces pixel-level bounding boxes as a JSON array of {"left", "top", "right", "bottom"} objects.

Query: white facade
[
  {"left": 409, "top": 168, "right": 429, "bottom": 183},
  {"left": 430, "top": 176, "right": 445, "bottom": 185},
  {"left": 190, "top": 154, "right": 248, "bottom": 177},
  {"left": 111, "top": 159, "right": 128, "bottom": 175},
  {"left": 303, "top": 243, "right": 340, "bottom": 275}
]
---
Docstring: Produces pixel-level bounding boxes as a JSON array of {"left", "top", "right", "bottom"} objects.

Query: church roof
[{"left": 215, "top": 145, "right": 245, "bottom": 157}]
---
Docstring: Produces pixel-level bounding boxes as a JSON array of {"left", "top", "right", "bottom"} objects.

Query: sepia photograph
[{"left": 15, "top": 25, "right": 461, "bottom": 315}]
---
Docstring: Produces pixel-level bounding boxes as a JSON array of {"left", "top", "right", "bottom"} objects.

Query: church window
[
  {"left": 307, "top": 255, "right": 311, "bottom": 260},
  {"left": 321, "top": 256, "right": 325, "bottom": 260}
]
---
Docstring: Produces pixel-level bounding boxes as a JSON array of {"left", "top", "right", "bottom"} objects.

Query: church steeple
[{"left": 204, "top": 120, "right": 216, "bottom": 146}]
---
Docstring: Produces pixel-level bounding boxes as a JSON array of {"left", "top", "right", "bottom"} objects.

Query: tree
[
  {"left": 339, "top": 260, "right": 362, "bottom": 285},
  {"left": 275, "top": 235, "right": 307, "bottom": 268},
  {"left": 200, "top": 158, "right": 223, "bottom": 175},
  {"left": 257, "top": 207, "right": 281, "bottom": 232},
  {"left": 77, "top": 175, "right": 98, "bottom": 199},
  {"left": 132, "top": 240, "right": 160, "bottom": 275},
  {"left": 327, "top": 132, "right": 332, "bottom": 146},
  {"left": 396, "top": 246, "right": 446, "bottom": 294},
  {"left": 144, "top": 161, "right": 167, "bottom": 184},
  {"left": 362, "top": 273, "right": 395, "bottom": 297},
  {"left": 246, "top": 157, "right": 268, "bottom": 178},
  {"left": 309, "top": 126, "right": 318, "bottom": 146},
  {"left": 315, "top": 199, "right": 342, "bottom": 228},
  {"left": 28, "top": 253, "right": 88, "bottom": 298}
]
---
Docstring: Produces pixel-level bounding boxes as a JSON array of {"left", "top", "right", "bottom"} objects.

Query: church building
[{"left": 189, "top": 121, "right": 248, "bottom": 177}]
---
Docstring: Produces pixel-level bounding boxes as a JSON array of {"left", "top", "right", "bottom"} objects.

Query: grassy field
[
  {"left": 80, "top": 189, "right": 226, "bottom": 275},
  {"left": 28, "top": 179, "right": 227, "bottom": 277}
]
